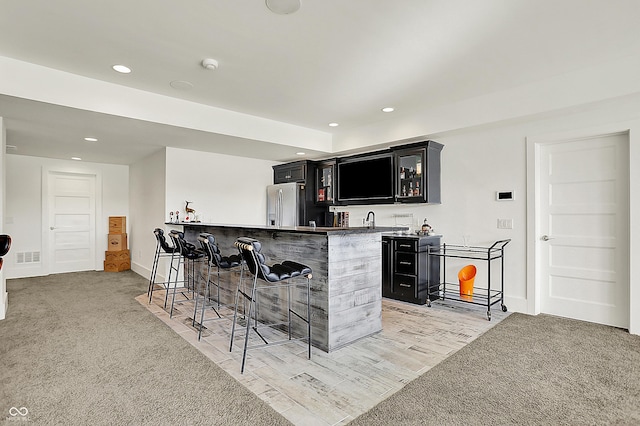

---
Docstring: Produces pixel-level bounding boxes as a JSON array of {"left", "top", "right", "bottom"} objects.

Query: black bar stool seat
[
  {"left": 167, "top": 230, "right": 206, "bottom": 318},
  {"left": 193, "top": 233, "right": 243, "bottom": 340},
  {"left": 148, "top": 228, "right": 180, "bottom": 305},
  {"left": 230, "top": 237, "right": 312, "bottom": 373}
]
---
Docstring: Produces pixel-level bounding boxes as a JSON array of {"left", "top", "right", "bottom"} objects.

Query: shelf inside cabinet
[{"left": 316, "top": 161, "right": 336, "bottom": 204}]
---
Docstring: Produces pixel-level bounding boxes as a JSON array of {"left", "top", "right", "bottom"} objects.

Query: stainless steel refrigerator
[{"left": 266, "top": 182, "right": 328, "bottom": 227}]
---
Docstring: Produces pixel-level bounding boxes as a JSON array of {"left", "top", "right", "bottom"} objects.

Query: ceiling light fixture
[
  {"left": 170, "top": 80, "right": 194, "bottom": 90},
  {"left": 381, "top": 107, "right": 395, "bottom": 113},
  {"left": 201, "top": 58, "right": 219, "bottom": 71},
  {"left": 112, "top": 64, "right": 131, "bottom": 74},
  {"left": 84, "top": 137, "right": 98, "bottom": 142},
  {"left": 296, "top": 152, "right": 306, "bottom": 156},
  {"left": 266, "top": 0, "right": 300, "bottom": 15},
  {"left": 328, "top": 122, "right": 339, "bottom": 127},
  {"left": 71, "top": 157, "right": 82, "bottom": 161}
]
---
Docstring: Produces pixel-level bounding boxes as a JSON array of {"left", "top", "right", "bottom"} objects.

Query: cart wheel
[
  {"left": 486, "top": 311, "right": 492, "bottom": 321},
  {"left": 501, "top": 304, "right": 508, "bottom": 312},
  {"left": 427, "top": 300, "right": 431, "bottom": 308}
]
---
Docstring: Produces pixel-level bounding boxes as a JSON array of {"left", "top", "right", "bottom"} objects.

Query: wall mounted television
[{"left": 337, "top": 153, "right": 395, "bottom": 204}]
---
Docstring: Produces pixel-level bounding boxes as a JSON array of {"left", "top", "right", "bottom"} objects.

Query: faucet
[{"left": 365, "top": 211, "right": 375, "bottom": 229}]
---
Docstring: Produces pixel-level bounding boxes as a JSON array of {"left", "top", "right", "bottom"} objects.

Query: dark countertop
[
  {"left": 166, "top": 222, "right": 407, "bottom": 235},
  {"left": 382, "top": 232, "right": 442, "bottom": 239}
]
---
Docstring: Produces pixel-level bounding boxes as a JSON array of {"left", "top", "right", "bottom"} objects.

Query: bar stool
[
  {"left": 167, "top": 230, "right": 206, "bottom": 319},
  {"left": 230, "top": 237, "right": 312, "bottom": 373},
  {"left": 147, "top": 228, "right": 179, "bottom": 305},
  {"left": 193, "top": 233, "right": 243, "bottom": 341},
  {"left": 0, "top": 234, "right": 11, "bottom": 272}
]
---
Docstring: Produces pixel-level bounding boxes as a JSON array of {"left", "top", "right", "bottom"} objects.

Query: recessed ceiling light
[
  {"left": 71, "top": 157, "right": 82, "bottom": 161},
  {"left": 328, "top": 122, "right": 339, "bottom": 127},
  {"left": 84, "top": 137, "right": 98, "bottom": 142},
  {"left": 266, "top": 0, "right": 300, "bottom": 14},
  {"left": 296, "top": 152, "right": 306, "bottom": 156},
  {"left": 112, "top": 64, "right": 131, "bottom": 74},
  {"left": 170, "top": 80, "right": 194, "bottom": 90},
  {"left": 381, "top": 107, "right": 395, "bottom": 113}
]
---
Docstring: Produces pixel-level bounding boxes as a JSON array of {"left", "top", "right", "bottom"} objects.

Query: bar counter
[{"left": 166, "top": 222, "right": 402, "bottom": 352}]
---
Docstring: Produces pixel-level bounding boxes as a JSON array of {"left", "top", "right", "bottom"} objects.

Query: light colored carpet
[
  {"left": 0, "top": 271, "right": 291, "bottom": 425},
  {"left": 4, "top": 271, "right": 639, "bottom": 425},
  {"left": 351, "top": 312, "right": 640, "bottom": 425}
]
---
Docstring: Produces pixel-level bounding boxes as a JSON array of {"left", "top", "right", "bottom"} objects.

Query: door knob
[
  {"left": 50, "top": 226, "right": 56, "bottom": 230},
  {"left": 541, "top": 235, "right": 553, "bottom": 241}
]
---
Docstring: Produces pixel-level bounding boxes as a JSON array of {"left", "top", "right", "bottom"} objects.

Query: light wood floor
[{"left": 139, "top": 286, "right": 508, "bottom": 425}]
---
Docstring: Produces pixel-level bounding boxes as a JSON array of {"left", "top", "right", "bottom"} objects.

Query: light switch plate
[{"left": 497, "top": 218, "right": 513, "bottom": 229}]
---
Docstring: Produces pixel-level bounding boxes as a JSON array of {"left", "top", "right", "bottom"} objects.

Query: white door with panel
[
  {"left": 48, "top": 172, "right": 97, "bottom": 273},
  {"left": 539, "top": 133, "right": 629, "bottom": 328}
]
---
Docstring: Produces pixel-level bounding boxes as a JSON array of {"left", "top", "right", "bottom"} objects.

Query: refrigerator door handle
[{"left": 278, "top": 189, "right": 283, "bottom": 227}]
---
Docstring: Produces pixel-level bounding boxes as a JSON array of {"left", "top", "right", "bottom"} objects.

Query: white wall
[
  {"left": 129, "top": 147, "right": 276, "bottom": 281},
  {"left": 333, "top": 94, "right": 640, "bottom": 331},
  {"left": 3, "top": 155, "right": 129, "bottom": 278},
  {"left": 165, "top": 147, "right": 276, "bottom": 226},
  {"left": 0, "top": 117, "right": 6, "bottom": 319},
  {"left": 129, "top": 149, "right": 166, "bottom": 278}
]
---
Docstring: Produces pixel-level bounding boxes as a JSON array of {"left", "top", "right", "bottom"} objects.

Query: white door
[
  {"left": 47, "top": 171, "right": 97, "bottom": 273},
  {"left": 539, "top": 133, "right": 629, "bottom": 328}
]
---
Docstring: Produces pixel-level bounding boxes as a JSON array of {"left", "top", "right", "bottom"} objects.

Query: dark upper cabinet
[
  {"left": 394, "top": 141, "right": 443, "bottom": 204},
  {"left": 273, "top": 161, "right": 307, "bottom": 184},
  {"left": 273, "top": 140, "right": 443, "bottom": 207},
  {"left": 315, "top": 159, "right": 336, "bottom": 205}
]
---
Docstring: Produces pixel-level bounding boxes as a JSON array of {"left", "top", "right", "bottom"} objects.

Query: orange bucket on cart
[{"left": 458, "top": 264, "right": 477, "bottom": 299}]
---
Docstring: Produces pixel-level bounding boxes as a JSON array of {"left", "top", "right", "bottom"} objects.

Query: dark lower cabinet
[{"left": 382, "top": 234, "right": 441, "bottom": 305}]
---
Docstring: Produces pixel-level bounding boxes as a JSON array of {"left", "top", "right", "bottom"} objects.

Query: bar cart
[{"left": 426, "top": 239, "right": 510, "bottom": 320}]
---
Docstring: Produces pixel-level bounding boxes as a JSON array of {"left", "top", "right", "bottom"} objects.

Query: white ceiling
[{"left": 1, "top": 0, "right": 640, "bottom": 164}]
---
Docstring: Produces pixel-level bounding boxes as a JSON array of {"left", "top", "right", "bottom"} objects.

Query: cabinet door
[
  {"left": 394, "top": 141, "right": 443, "bottom": 204},
  {"left": 316, "top": 161, "right": 336, "bottom": 204},
  {"left": 395, "top": 252, "right": 417, "bottom": 275},
  {"left": 382, "top": 238, "right": 393, "bottom": 297},
  {"left": 395, "top": 147, "right": 426, "bottom": 203},
  {"left": 393, "top": 273, "right": 418, "bottom": 298},
  {"left": 274, "top": 163, "right": 306, "bottom": 183}
]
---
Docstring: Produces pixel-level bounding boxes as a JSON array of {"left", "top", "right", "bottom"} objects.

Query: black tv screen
[{"left": 337, "top": 154, "right": 394, "bottom": 202}]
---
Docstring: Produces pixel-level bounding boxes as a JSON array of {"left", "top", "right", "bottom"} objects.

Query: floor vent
[{"left": 17, "top": 251, "right": 41, "bottom": 264}]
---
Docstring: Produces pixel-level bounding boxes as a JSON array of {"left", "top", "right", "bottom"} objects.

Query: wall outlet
[{"left": 497, "top": 218, "right": 513, "bottom": 229}]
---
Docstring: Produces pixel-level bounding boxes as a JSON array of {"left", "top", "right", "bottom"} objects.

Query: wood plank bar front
[{"left": 171, "top": 223, "right": 388, "bottom": 352}]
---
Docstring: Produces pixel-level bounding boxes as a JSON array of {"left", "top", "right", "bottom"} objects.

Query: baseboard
[
  {"left": 503, "top": 295, "right": 528, "bottom": 314},
  {"left": 131, "top": 261, "right": 166, "bottom": 283}
]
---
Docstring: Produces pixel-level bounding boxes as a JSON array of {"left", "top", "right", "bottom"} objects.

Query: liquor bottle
[{"left": 400, "top": 167, "right": 405, "bottom": 179}]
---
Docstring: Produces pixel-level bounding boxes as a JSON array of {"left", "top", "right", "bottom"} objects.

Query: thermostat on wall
[{"left": 496, "top": 191, "right": 514, "bottom": 201}]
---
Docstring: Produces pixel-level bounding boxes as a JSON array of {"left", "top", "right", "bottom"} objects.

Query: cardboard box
[
  {"left": 108, "top": 233, "right": 128, "bottom": 251},
  {"left": 109, "top": 216, "right": 126, "bottom": 234},
  {"left": 104, "top": 259, "right": 131, "bottom": 272},
  {"left": 105, "top": 249, "right": 130, "bottom": 263}
]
